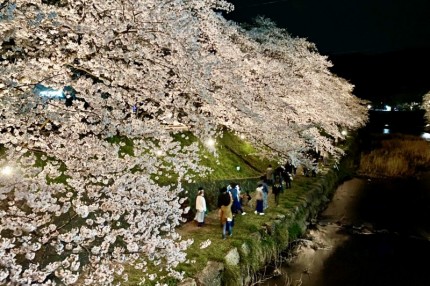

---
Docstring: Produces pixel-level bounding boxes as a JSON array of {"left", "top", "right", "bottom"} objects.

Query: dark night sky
[{"left": 225, "top": 0, "right": 430, "bottom": 103}]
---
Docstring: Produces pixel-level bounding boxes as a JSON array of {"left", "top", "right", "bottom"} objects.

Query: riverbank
[
  {"left": 264, "top": 171, "right": 430, "bottom": 286},
  {"left": 174, "top": 155, "right": 355, "bottom": 286}
]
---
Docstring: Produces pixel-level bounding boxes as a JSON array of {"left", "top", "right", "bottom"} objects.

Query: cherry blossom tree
[
  {"left": 192, "top": 15, "right": 368, "bottom": 161},
  {"left": 0, "top": 0, "right": 367, "bottom": 285}
]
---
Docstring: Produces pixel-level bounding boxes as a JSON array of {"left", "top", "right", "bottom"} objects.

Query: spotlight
[
  {"left": 1, "top": 166, "right": 13, "bottom": 176},
  {"left": 206, "top": 138, "right": 215, "bottom": 148}
]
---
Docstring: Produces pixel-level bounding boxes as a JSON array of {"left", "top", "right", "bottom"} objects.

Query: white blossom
[
  {"left": 0, "top": 0, "right": 367, "bottom": 284},
  {"left": 199, "top": 239, "right": 212, "bottom": 249}
]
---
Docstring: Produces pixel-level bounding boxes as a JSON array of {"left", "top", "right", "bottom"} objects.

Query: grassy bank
[
  {"left": 359, "top": 134, "right": 430, "bottom": 177},
  {"left": 2, "top": 131, "right": 355, "bottom": 286},
  {"left": 122, "top": 152, "right": 354, "bottom": 285},
  {"left": 118, "top": 133, "right": 359, "bottom": 286}
]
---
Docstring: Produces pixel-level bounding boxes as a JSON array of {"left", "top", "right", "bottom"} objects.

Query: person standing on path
[
  {"left": 231, "top": 183, "right": 246, "bottom": 215},
  {"left": 219, "top": 187, "right": 233, "bottom": 239},
  {"left": 283, "top": 170, "right": 293, "bottom": 189},
  {"left": 194, "top": 187, "right": 207, "bottom": 227},
  {"left": 272, "top": 177, "right": 283, "bottom": 206},
  {"left": 262, "top": 179, "right": 269, "bottom": 210},
  {"left": 254, "top": 184, "right": 265, "bottom": 215}
]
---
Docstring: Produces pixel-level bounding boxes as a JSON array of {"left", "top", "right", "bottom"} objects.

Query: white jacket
[{"left": 196, "top": 195, "right": 206, "bottom": 212}]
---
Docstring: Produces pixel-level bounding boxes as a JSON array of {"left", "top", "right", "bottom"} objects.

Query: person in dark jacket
[
  {"left": 283, "top": 171, "right": 292, "bottom": 189},
  {"left": 217, "top": 187, "right": 231, "bottom": 226},
  {"left": 272, "top": 176, "right": 283, "bottom": 206},
  {"left": 231, "top": 183, "right": 246, "bottom": 215},
  {"left": 218, "top": 187, "right": 233, "bottom": 239}
]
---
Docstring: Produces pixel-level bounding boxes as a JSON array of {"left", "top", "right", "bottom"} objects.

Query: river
[{"left": 263, "top": 111, "right": 430, "bottom": 286}]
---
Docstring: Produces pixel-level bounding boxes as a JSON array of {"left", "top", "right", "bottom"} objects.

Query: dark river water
[
  {"left": 264, "top": 110, "right": 430, "bottom": 286},
  {"left": 264, "top": 174, "right": 430, "bottom": 286}
]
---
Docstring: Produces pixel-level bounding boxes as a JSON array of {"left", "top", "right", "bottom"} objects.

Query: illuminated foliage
[{"left": 0, "top": 1, "right": 367, "bottom": 284}]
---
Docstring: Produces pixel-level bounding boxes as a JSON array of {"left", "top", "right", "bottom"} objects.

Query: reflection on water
[
  {"left": 264, "top": 174, "right": 430, "bottom": 286},
  {"left": 367, "top": 110, "right": 426, "bottom": 135},
  {"left": 262, "top": 109, "right": 430, "bottom": 286}
]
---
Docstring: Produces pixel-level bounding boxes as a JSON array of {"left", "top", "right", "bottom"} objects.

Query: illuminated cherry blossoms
[{"left": 0, "top": 0, "right": 367, "bottom": 285}]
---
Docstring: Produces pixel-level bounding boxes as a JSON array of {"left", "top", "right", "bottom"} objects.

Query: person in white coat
[{"left": 194, "top": 187, "right": 207, "bottom": 227}]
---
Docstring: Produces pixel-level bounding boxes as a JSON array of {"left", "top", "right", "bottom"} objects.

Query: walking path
[{"left": 173, "top": 166, "right": 324, "bottom": 283}]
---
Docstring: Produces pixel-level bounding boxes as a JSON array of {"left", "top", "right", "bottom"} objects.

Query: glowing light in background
[
  {"left": 38, "top": 89, "right": 64, "bottom": 98},
  {"left": 34, "top": 84, "right": 64, "bottom": 99},
  {"left": 341, "top": 130, "right": 348, "bottom": 136},
  {"left": 421, "top": 132, "right": 430, "bottom": 141},
  {"left": 367, "top": 104, "right": 372, "bottom": 109},
  {"left": 384, "top": 105, "right": 392, "bottom": 112},
  {"left": 383, "top": 128, "right": 390, "bottom": 134},
  {"left": 206, "top": 138, "right": 215, "bottom": 148},
  {"left": 33, "top": 84, "right": 76, "bottom": 101},
  {"left": 1, "top": 166, "right": 13, "bottom": 176}
]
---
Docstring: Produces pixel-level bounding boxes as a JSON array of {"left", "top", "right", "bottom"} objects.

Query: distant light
[
  {"left": 206, "top": 138, "right": 215, "bottom": 148},
  {"left": 1, "top": 166, "right": 13, "bottom": 176},
  {"left": 384, "top": 105, "right": 392, "bottom": 112},
  {"left": 367, "top": 104, "right": 372, "bottom": 109},
  {"left": 384, "top": 124, "right": 389, "bottom": 127},
  {"left": 421, "top": 132, "right": 430, "bottom": 141},
  {"left": 33, "top": 84, "right": 75, "bottom": 101},
  {"left": 236, "top": 166, "right": 241, "bottom": 171},
  {"left": 383, "top": 128, "right": 390, "bottom": 134},
  {"left": 341, "top": 130, "right": 348, "bottom": 136},
  {"left": 39, "top": 89, "right": 64, "bottom": 98}
]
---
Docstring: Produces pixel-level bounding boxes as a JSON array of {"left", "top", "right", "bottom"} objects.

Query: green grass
[
  {"left": 123, "top": 168, "right": 337, "bottom": 284},
  {"left": 106, "top": 135, "right": 135, "bottom": 157},
  {"left": 1, "top": 132, "right": 348, "bottom": 285},
  {"left": 197, "top": 132, "right": 274, "bottom": 180}
]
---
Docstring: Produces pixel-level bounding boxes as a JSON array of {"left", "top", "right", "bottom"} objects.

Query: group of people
[
  {"left": 193, "top": 163, "right": 296, "bottom": 239},
  {"left": 192, "top": 183, "right": 247, "bottom": 239},
  {"left": 254, "top": 164, "right": 292, "bottom": 215}
]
